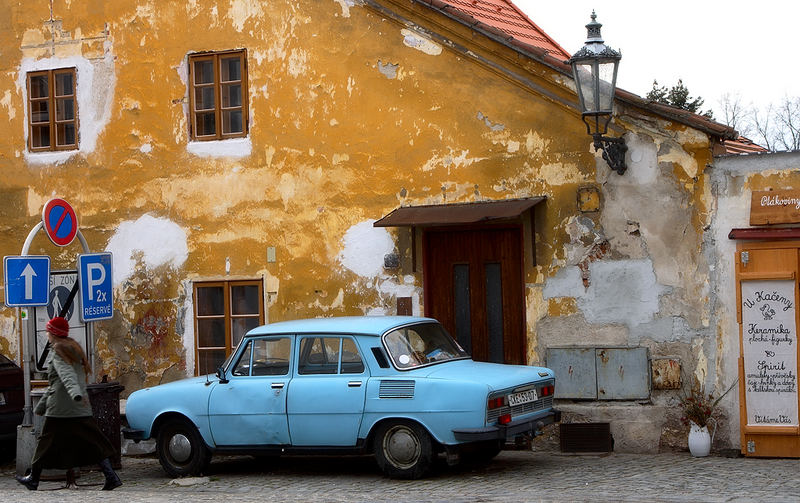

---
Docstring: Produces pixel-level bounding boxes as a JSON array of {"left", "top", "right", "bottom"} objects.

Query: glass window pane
[
  {"left": 194, "top": 86, "right": 215, "bottom": 111},
  {"left": 222, "top": 110, "right": 243, "bottom": 134},
  {"left": 485, "top": 263, "right": 504, "bottom": 364},
  {"left": 29, "top": 75, "right": 48, "bottom": 99},
  {"left": 299, "top": 337, "right": 338, "bottom": 374},
  {"left": 232, "top": 316, "right": 259, "bottom": 348},
  {"left": 252, "top": 338, "right": 290, "bottom": 376},
  {"left": 231, "top": 285, "right": 259, "bottom": 315},
  {"left": 197, "top": 318, "right": 225, "bottom": 347},
  {"left": 31, "top": 101, "right": 49, "bottom": 123},
  {"left": 221, "top": 83, "right": 241, "bottom": 108},
  {"left": 31, "top": 125, "right": 50, "bottom": 149},
  {"left": 220, "top": 57, "right": 241, "bottom": 82},
  {"left": 197, "top": 286, "right": 224, "bottom": 315},
  {"left": 55, "top": 72, "right": 74, "bottom": 96},
  {"left": 195, "top": 112, "right": 216, "bottom": 136},
  {"left": 341, "top": 339, "right": 364, "bottom": 374},
  {"left": 198, "top": 349, "right": 226, "bottom": 375},
  {"left": 193, "top": 60, "right": 214, "bottom": 85},
  {"left": 232, "top": 340, "right": 252, "bottom": 376},
  {"left": 453, "top": 264, "right": 472, "bottom": 352},
  {"left": 56, "top": 123, "right": 76, "bottom": 146},
  {"left": 56, "top": 98, "right": 74, "bottom": 121}
]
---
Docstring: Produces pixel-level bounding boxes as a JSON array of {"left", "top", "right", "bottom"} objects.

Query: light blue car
[{"left": 124, "top": 316, "right": 559, "bottom": 479}]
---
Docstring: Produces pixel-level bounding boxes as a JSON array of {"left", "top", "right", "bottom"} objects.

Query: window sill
[
  {"left": 187, "top": 137, "right": 252, "bottom": 158},
  {"left": 24, "top": 149, "right": 80, "bottom": 165}
]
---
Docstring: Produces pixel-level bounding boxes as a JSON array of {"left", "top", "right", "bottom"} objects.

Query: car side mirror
[{"left": 216, "top": 366, "right": 229, "bottom": 384}]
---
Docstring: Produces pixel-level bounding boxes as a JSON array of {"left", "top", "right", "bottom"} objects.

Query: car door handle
[
  {"left": 348, "top": 381, "right": 362, "bottom": 387},
  {"left": 271, "top": 382, "right": 285, "bottom": 389}
]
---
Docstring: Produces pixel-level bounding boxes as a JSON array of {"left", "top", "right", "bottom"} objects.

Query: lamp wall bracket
[{"left": 592, "top": 134, "right": 627, "bottom": 175}]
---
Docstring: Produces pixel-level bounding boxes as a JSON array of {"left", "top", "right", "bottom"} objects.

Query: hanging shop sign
[
  {"left": 741, "top": 279, "right": 798, "bottom": 428},
  {"left": 750, "top": 189, "right": 800, "bottom": 225}
]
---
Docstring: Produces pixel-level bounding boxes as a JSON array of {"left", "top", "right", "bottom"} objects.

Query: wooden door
[
  {"left": 423, "top": 227, "right": 525, "bottom": 364},
  {"left": 736, "top": 242, "right": 800, "bottom": 458}
]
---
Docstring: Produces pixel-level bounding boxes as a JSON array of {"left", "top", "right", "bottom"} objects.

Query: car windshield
[{"left": 382, "top": 322, "right": 468, "bottom": 369}]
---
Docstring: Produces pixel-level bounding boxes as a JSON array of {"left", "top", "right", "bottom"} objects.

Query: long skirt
[{"left": 31, "top": 416, "right": 116, "bottom": 470}]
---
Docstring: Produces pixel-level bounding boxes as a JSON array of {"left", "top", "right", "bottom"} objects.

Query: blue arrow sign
[
  {"left": 3, "top": 256, "right": 51, "bottom": 307},
  {"left": 78, "top": 253, "right": 114, "bottom": 322}
]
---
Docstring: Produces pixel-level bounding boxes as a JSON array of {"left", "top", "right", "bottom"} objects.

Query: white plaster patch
[
  {"left": 106, "top": 214, "right": 189, "bottom": 287},
  {"left": 227, "top": 0, "right": 264, "bottom": 32},
  {"left": 19, "top": 55, "right": 116, "bottom": 165},
  {"left": 287, "top": 49, "right": 309, "bottom": 78},
  {"left": 339, "top": 220, "right": 394, "bottom": 278},
  {"left": 400, "top": 29, "right": 442, "bottom": 56},
  {"left": 579, "top": 259, "right": 664, "bottom": 327},
  {"left": 187, "top": 137, "right": 252, "bottom": 158},
  {"left": 333, "top": 0, "right": 356, "bottom": 17},
  {"left": 140, "top": 143, "right": 152, "bottom": 154},
  {"left": 377, "top": 60, "right": 398, "bottom": 80},
  {"left": 1, "top": 90, "right": 15, "bottom": 120},
  {"left": 542, "top": 266, "right": 584, "bottom": 299}
]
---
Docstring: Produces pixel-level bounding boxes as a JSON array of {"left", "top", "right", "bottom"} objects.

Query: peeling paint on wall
[
  {"left": 377, "top": 60, "right": 398, "bottom": 79},
  {"left": 401, "top": 29, "right": 442, "bottom": 56},
  {"left": 339, "top": 220, "right": 394, "bottom": 278},
  {"left": 106, "top": 215, "right": 189, "bottom": 287}
]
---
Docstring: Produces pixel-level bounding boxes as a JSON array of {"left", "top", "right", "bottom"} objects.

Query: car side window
[
  {"left": 232, "top": 337, "right": 291, "bottom": 376},
  {"left": 298, "top": 336, "right": 364, "bottom": 375}
]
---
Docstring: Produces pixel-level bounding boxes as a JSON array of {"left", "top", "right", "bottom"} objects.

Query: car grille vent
[
  {"left": 487, "top": 395, "right": 554, "bottom": 423},
  {"left": 379, "top": 380, "right": 415, "bottom": 398}
]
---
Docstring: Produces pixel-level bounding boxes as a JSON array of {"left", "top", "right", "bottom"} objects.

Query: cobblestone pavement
[{"left": 1, "top": 450, "right": 799, "bottom": 503}]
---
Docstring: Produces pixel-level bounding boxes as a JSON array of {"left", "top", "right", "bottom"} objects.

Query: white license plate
[{"left": 507, "top": 389, "right": 538, "bottom": 406}]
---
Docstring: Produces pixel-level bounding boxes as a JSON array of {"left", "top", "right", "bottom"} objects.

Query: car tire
[
  {"left": 156, "top": 418, "right": 211, "bottom": 477},
  {"left": 373, "top": 420, "right": 434, "bottom": 479}
]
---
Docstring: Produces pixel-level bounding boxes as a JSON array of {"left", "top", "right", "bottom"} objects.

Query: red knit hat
[{"left": 46, "top": 316, "right": 70, "bottom": 337}]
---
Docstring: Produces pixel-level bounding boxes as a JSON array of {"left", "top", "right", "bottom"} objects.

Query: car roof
[{"left": 246, "top": 316, "right": 436, "bottom": 337}]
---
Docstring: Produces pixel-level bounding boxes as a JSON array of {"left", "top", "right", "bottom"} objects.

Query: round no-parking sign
[{"left": 42, "top": 198, "right": 78, "bottom": 247}]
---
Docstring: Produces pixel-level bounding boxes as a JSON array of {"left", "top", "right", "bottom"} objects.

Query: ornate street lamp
[{"left": 568, "top": 12, "right": 627, "bottom": 175}]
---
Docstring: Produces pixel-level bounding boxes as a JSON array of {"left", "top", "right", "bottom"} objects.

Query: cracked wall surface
[{"left": 0, "top": 0, "right": 734, "bottom": 453}]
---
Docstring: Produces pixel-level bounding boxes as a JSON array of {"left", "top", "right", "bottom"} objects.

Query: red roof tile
[
  {"left": 434, "top": 0, "right": 571, "bottom": 59},
  {"left": 723, "top": 136, "right": 769, "bottom": 155}
]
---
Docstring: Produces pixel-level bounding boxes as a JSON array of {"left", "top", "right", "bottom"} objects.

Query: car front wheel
[
  {"left": 156, "top": 418, "right": 211, "bottom": 477},
  {"left": 373, "top": 420, "right": 434, "bottom": 479}
]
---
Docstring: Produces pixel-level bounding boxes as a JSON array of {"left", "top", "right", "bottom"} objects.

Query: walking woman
[{"left": 15, "top": 316, "right": 122, "bottom": 491}]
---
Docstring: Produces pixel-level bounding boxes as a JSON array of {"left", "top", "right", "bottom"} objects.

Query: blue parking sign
[
  {"left": 4, "top": 256, "right": 51, "bottom": 307},
  {"left": 78, "top": 253, "right": 114, "bottom": 321}
]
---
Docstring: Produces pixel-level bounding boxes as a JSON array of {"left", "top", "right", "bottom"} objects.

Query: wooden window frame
[
  {"left": 188, "top": 50, "right": 248, "bottom": 141},
  {"left": 27, "top": 67, "right": 79, "bottom": 152},
  {"left": 193, "top": 279, "right": 264, "bottom": 376}
]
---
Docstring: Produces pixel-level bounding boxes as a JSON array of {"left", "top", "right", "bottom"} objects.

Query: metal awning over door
[{"left": 373, "top": 197, "right": 545, "bottom": 228}]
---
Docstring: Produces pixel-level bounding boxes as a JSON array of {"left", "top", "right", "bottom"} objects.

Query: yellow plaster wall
[{"left": 0, "top": 0, "right": 715, "bottom": 392}]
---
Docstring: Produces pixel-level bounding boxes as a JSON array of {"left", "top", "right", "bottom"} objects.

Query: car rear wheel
[
  {"left": 156, "top": 418, "right": 211, "bottom": 477},
  {"left": 373, "top": 420, "right": 434, "bottom": 479}
]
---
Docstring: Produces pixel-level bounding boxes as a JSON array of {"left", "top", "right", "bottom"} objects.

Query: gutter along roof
[{"left": 408, "top": 0, "right": 739, "bottom": 142}]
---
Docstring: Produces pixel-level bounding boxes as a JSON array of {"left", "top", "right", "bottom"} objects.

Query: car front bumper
[{"left": 452, "top": 409, "right": 560, "bottom": 442}]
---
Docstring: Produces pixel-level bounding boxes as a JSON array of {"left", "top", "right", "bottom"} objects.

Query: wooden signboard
[
  {"left": 741, "top": 280, "right": 798, "bottom": 428},
  {"left": 736, "top": 243, "right": 800, "bottom": 458},
  {"left": 750, "top": 190, "right": 800, "bottom": 225}
]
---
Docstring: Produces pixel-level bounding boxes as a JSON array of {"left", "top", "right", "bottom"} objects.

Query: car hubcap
[
  {"left": 384, "top": 425, "right": 420, "bottom": 469},
  {"left": 168, "top": 433, "right": 192, "bottom": 463}
]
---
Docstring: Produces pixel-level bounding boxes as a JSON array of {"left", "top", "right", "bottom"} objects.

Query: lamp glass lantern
[{"left": 568, "top": 12, "right": 627, "bottom": 174}]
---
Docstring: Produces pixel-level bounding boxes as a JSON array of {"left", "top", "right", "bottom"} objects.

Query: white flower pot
[{"left": 688, "top": 421, "right": 711, "bottom": 457}]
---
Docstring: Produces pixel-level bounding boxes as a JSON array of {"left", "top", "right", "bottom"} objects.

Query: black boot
[
  {"left": 15, "top": 466, "right": 42, "bottom": 490},
  {"left": 98, "top": 458, "right": 122, "bottom": 491}
]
